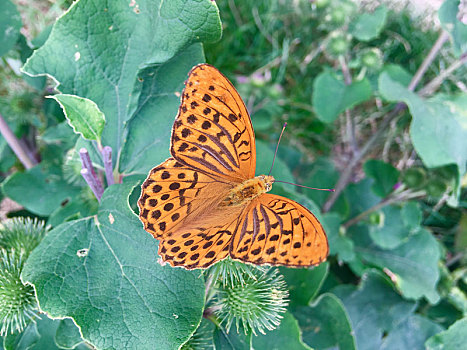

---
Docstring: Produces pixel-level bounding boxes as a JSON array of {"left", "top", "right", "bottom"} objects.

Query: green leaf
[
  {"left": 48, "top": 195, "right": 98, "bottom": 227},
  {"left": 379, "top": 73, "right": 467, "bottom": 204},
  {"left": 1, "top": 164, "right": 81, "bottom": 216},
  {"left": 3, "top": 322, "right": 40, "bottom": 350},
  {"left": 353, "top": 227, "right": 441, "bottom": 303},
  {"left": 369, "top": 205, "right": 409, "bottom": 249},
  {"left": 22, "top": 181, "right": 205, "bottom": 350},
  {"left": 381, "top": 315, "right": 443, "bottom": 350},
  {"left": 363, "top": 159, "right": 399, "bottom": 197},
  {"left": 256, "top": 140, "right": 295, "bottom": 184},
  {"left": 439, "top": 0, "right": 467, "bottom": 57},
  {"left": 312, "top": 71, "right": 372, "bottom": 123},
  {"left": 425, "top": 317, "right": 467, "bottom": 349},
  {"left": 23, "top": 0, "right": 221, "bottom": 159},
  {"left": 323, "top": 213, "right": 355, "bottom": 262},
  {"left": 55, "top": 318, "right": 84, "bottom": 349},
  {"left": 332, "top": 270, "right": 416, "bottom": 350},
  {"left": 401, "top": 201, "right": 422, "bottom": 230},
  {"left": 303, "top": 157, "right": 349, "bottom": 218},
  {"left": 345, "top": 178, "right": 380, "bottom": 219},
  {"left": 279, "top": 262, "right": 328, "bottom": 309},
  {"left": 251, "top": 312, "right": 311, "bottom": 350},
  {"left": 49, "top": 94, "right": 105, "bottom": 143},
  {"left": 381, "top": 64, "right": 412, "bottom": 87},
  {"left": 213, "top": 327, "right": 251, "bottom": 350},
  {"left": 118, "top": 43, "right": 205, "bottom": 174},
  {"left": 294, "top": 293, "right": 356, "bottom": 350},
  {"left": 4, "top": 316, "right": 63, "bottom": 350},
  {"left": 349, "top": 5, "right": 388, "bottom": 42},
  {"left": 0, "top": 0, "right": 22, "bottom": 57}
]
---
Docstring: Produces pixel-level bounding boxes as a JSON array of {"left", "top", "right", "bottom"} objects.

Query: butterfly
[{"left": 138, "top": 64, "right": 329, "bottom": 269}]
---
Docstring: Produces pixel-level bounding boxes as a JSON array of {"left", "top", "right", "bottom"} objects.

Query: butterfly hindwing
[
  {"left": 230, "top": 194, "right": 329, "bottom": 267},
  {"left": 159, "top": 211, "right": 245, "bottom": 269},
  {"left": 138, "top": 157, "right": 232, "bottom": 239},
  {"left": 171, "top": 64, "right": 256, "bottom": 182}
]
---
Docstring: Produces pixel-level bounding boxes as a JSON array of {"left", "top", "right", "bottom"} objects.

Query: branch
[{"left": 0, "top": 113, "right": 37, "bottom": 169}]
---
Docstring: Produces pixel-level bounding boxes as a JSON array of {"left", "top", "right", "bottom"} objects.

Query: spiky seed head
[
  {"left": 214, "top": 268, "right": 288, "bottom": 335},
  {"left": 0, "top": 217, "right": 46, "bottom": 257},
  {"left": 0, "top": 249, "right": 38, "bottom": 335}
]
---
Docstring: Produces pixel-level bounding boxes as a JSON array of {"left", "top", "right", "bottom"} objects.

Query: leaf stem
[
  {"left": 101, "top": 146, "right": 114, "bottom": 186},
  {"left": 0, "top": 113, "right": 37, "bottom": 169},
  {"left": 79, "top": 148, "right": 104, "bottom": 201}
]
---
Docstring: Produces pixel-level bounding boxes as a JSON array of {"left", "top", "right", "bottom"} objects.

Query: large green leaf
[
  {"left": 23, "top": 0, "right": 222, "bottom": 158},
  {"left": 379, "top": 73, "right": 467, "bottom": 205},
  {"left": 279, "top": 262, "right": 328, "bottom": 309},
  {"left": 294, "top": 293, "right": 356, "bottom": 350},
  {"left": 118, "top": 43, "right": 205, "bottom": 174},
  {"left": 22, "top": 181, "right": 205, "bottom": 350},
  {"left": 332, "top": 270, "right": 416, "bottom": 350},
  {"left": 425, "top": 317, "right": 467, "bottom": 349},
  {"left": 0, "top": 0, "right": 22, "bottom": 57},
  {"left": 438, "top": 0, "right": 467, "bottom": 57},
  {"left": 380, "top": 315, "right": 443, "bottom": 350},
  {"left": 1, "top": 164, "right": 81, "bottom": 216},
  {"left": 312, "top": 71, "right": 372, "bottom": 123},
  {"left": 353, "top": 227, "right": 440, "bottom": 303},
  {"left": 349, "top": 5, "right": 388, "bottom": 42},
  {"left": 251, "top": 312, "right": 311, "bottom": 350}
]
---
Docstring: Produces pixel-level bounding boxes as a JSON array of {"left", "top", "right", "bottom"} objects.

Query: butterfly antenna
[
  {"left": 274, "top": 180, "right": 335, "bottom": 192},
  {"left": 268, "top": 122, "right": 287, "bottom": 176}
]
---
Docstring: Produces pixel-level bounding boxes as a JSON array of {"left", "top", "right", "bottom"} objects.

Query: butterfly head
[{"left": 258, "top": 175, "right": 275, "bottom": 192}]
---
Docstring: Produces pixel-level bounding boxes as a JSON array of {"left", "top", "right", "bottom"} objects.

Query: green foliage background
[{"left": 0, "top": 0, "right": 466, "bottom": 349}]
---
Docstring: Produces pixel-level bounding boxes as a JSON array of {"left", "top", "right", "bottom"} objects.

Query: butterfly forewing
[
  {"left": 171, "top": 64, "right": 256, "bottom": 182},
  {"left": 138, "top": 157, "right": 232, "bottom": 239},
  {"left": 230, "top": 194, "right": 329, "bottom": 267}
]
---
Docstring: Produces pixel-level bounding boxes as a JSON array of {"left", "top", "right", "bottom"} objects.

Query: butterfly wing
[
  {"left": 171, "top": 64, "right": 256, "bottom": 182},
  {"left": 138, "top": 157, "right": 232, "bottom": 239},
  {"left": 158, "top": 206, "right": 247, "bottom": 269},
  {"left": 230, "top": 194, "right": 329, "bottom": 267}
]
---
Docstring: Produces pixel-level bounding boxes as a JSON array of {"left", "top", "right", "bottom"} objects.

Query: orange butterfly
[{"left": 138, "top": 64, "right": 329, "bottom": 269}]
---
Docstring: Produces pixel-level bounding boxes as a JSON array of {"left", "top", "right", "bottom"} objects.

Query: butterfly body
[
  {"left": 139, "top": 64, "right": 329, "bottom": 269},
  {"left": 220, "top": 175, "right": 274, "bottom": 207}
]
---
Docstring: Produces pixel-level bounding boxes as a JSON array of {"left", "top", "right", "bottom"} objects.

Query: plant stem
[
  {"left": 323, "top": 103, "right": 406, "bottom": 212},
  {"left": 80, "top": 169, "right": 104, "bottom": 201},
  {"left": 101, "top": 146, "right": 114, "bottom": 186},
  {"left": 419, "top": 51, "right": 467, "bottom": 97},
  {"left": 343, "top": 189, "right": 425, "bottom": 228},
  {"left": 0, "top": 113, "right": 37, "bottom": 169},
  {"left": 79, "top": 148, "right": 104, "bottom": 201},
  {"left": 408, "top": 30, "right": 450, "bottom": 91},
  {"left": 322, "top": 29, "right": 451, "bottom": 213}
]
